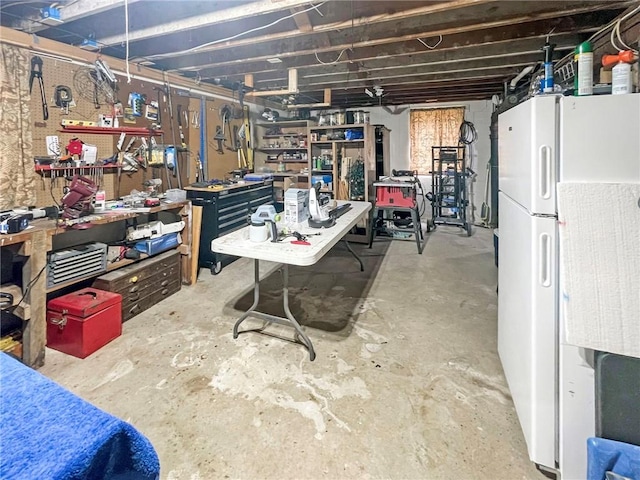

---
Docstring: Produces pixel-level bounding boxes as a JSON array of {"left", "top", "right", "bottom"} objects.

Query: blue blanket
[{"left": 0, "top": 353, "right": 160, "bottom": 480}]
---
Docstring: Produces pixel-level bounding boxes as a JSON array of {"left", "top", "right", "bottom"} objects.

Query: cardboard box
[
  {"left": 47, "top": 288, "right": 122, "bottom": 358},
  {"left": 284, "top": 188, "right": 309, "bottom": 224}
]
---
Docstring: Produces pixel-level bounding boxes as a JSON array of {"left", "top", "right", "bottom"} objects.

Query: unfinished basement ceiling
[{"left": 2, "top": 0, "right": 634, "bottom": 107}]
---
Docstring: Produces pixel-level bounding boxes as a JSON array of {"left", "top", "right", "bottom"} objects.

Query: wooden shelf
[
  {"left": 60, "top": 126, "right": 163, "bottom": 136},
  {"left": 35, "top": 164, "right": 119, "bottom": 172},
  {"left": 46, "top": 251, "right": 157, "bottom": 293},
  {"left": 257, "top": 147, "right": 307, "bottom": 152},
  {"left": 106, "top": 253, "right": 149, "bottom": 272},
  {"left": 263, "top": 134, "right": 307, "bottom": 139},
  {"left": 264, "top": 159, "right": 307, "bottom": 163},
  {"left": 310, "top": 139, "right": 364, "bottom": 144},
  {"left": 310, "top": 124, "right": 368, "bottom": 130}
]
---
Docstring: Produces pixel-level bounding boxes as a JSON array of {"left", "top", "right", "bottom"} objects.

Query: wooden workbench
[{"left": 0, "top": 200, "right": 194, "bottom": 368}]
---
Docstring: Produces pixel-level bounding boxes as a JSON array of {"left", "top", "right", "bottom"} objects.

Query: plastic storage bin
[{"left": 134, "top": 232, "right": 181, "bottom": 256}]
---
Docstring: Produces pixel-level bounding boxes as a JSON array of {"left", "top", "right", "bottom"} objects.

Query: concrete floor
[{"left": 40, "top": 226, "right": 544, "bottom": 480}]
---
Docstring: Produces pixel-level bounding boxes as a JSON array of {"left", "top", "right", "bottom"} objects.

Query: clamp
[{"left": 29, "top": 56, "right": 48, "bottom": 121}]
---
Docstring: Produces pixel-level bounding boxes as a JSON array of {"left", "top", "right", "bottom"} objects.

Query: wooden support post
[
  {"left": 324, "top": 87, "right": 331, "bottom": 104},
  {"left": 288, "top": 68, "right": 298, "bottom": 92},
  {"left": 190, "top": 205, "right": 203, "bottom": 284},
  {"left": 22, "top": 229, "right": 47, "bottom": 368},
  {"left": 179, "top": 202, "right": 193, "bottom": 284}
]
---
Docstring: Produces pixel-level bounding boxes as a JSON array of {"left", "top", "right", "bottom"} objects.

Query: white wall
[{"left": 368, "top": 100, "right": 493, "bottom": 221}]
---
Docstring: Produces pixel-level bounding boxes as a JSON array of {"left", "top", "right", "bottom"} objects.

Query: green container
[{"left": 574, "top": 41, "right": 593, "bottom": 96}]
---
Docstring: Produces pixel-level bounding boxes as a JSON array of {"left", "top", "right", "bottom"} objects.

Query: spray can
[
  {"left": 574, "top": 41, "right": 593, "bottom": 96},
  {"left": 542, "top": 40, "right": 555, "bottom": 93},
  {"left": 612, "top": 61, "right": 632, "bottom": 95}
]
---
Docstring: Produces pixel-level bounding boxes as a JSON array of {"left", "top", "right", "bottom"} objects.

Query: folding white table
[{"left": 211, "top": 201, "right": 372, "bottom": 360}]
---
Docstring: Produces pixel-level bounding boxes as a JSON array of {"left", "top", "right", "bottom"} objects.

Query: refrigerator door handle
[
  {"left": 539, "top": 145, "right": 552, "bottom": 199},
  {"left": 538, "top": 233, "right": 552, "bottom": 287}
]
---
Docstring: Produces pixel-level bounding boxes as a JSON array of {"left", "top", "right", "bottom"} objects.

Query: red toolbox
[{"left": 47, "top": 288, "right": 122, "bottom": 359}]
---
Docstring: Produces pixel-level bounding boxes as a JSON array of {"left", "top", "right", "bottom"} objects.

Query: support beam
[
  {"left": 287, "top": 88, "right": 332, "bottom": 108},
  {"left": 190, "top": 12, "right": 607, "bottom": 79},
  {"left": 10, "top": 0, "right": 145, "bottom": 33},
  {"left": 245, "top": 69, "right": 299, "bottom": 97},
  {"left": 253, "top": 41, "right": 576, "bottom": 85},
  {"left": 160, "top": 2, "right": 631, "bottom": 71},
  {"left": 290, "top": 6, "right": 314, "bottom": 32},
  {"left": 137, "top": 0, "right": 494, "bottom": 59},
  {"left": 98, "top": 0, "right": 327, "bottom": 46}
]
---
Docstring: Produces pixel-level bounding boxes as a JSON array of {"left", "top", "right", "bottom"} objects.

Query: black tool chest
[{"left": 185, "top": 181, "right": 274, "bottom": 274}]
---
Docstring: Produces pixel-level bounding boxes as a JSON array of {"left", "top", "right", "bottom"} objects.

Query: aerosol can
[{"left": 574, "top": 41, "right": 593, "bottom": 96}]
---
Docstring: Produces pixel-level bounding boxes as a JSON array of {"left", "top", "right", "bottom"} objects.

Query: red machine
[
  {"left": 46, "top": 288, "right": 122, "bottom": 358},
  {"left": 373, "top": 170, "right": 420, "bottom": 208},
  {"left": 61, "top": 175, "right": 98, "bottom": 220}
]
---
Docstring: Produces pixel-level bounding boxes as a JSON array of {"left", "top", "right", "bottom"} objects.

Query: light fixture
[{"left": 266, "top": 57, "right": 283, "bottom": 64}]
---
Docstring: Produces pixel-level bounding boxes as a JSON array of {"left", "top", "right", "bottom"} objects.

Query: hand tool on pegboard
[
  {"left": 177, "top": 104, "right": 187, "bottom": 148},
  {"left": 29, "top": 56, "right": 48, "bottom": 121}
]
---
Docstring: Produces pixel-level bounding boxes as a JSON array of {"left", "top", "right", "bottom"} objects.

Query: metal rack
[{"left": 428, "top": 146, "right": 471, "bottom": 236}]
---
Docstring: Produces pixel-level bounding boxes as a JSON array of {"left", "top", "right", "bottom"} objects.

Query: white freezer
[
  {"left": 497, "top": 192, "right": 557, "bottom": 468},
  {"left": 498, "top": 94, "right": 640, "bottom": 216},
  {"left": 498, "top": 95, "right": 557, "bottom": 215}
]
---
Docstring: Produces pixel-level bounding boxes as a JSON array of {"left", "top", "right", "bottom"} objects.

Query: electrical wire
[
  {"left": 458, "top": 120, "right": 478, "bottom": 145},
  {"left": 556, "top": 4, "right": 640, "bottom": 67},
  {"left": 145, "top": 1, "right": 328, "bottom": 61},
  {"left": 314, "top": 49, "right": 348, "bottom": 65},
  {"left": 124, "top": 0, "right": 131, "bottom": 83},
  {"left": 417, "top": 35, "right": 443, "bottom": 50}
]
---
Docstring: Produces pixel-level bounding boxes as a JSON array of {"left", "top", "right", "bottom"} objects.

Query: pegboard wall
[
  {"left": 28, "top": 54, "right": 245, "bottom": 208},
  {"left": 31, "top": 56, "right": 117, "bottom": 207},
  {"left": 30, "top": 55, "right": 251, "bottom": 206}
]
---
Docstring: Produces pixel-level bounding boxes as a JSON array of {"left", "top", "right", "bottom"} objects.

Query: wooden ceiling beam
[
  {"left": 270, "top": 70, "right": 518, "bottom": 93},
  {"left": 136, "top": 0, "right": 494, "bottom": 60},
  {"left": 252, "top": 40, "right": 576, "bottom": 85},
  {"left": 97, "top": 0, "right": 325, "bottom": 46},
  {"left": 9, "top": 0, "right": 145, "bottom": 33},
  {"left": 287, "top": 56, "right": 541, "bottom": 90},
  {"left": 191, "top": 11, "right": 607, "bottom": 79},
  {"left": 161, "top": 2, "right": 631, "bottom": 71}
]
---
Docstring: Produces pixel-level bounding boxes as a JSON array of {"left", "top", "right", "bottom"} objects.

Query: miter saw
[{"left": 308, "top": 183, "right": 351, "bottom": 228}]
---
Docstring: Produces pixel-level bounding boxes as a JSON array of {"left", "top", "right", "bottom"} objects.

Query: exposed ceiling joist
[
  {"left": 192, "top": 13, "right": 604, "bottom": 79},
  {"left": 252, "top": 38, "right": 579, "bottom": 85},
  {"left": 139, "top": 0, "right": 494, "bottom": 60},
  {"left": 169, "top": 1, "right": 630, "bottom": 72},
  {"left": 10, "top": 0, "right": 144, "bottom": 33},
  {"left": 97, "top": 0, "right": 326, "bottom": 46}
]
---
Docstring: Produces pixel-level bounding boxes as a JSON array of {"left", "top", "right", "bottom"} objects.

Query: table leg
[
  {"left": 232, "top": 260, "right": 316, "bottom": 361},
  {"left": 411, "top": 207, "right": 425, "bottom": 254},
  {"left": 282, "top": 264, "right": 316, "bottom": 361},
  {"left": 344, "top": 240, "right": 364, "bottom": 271},
  {"left": 232, "top": 259, "right": 261, "bottom": 338}
]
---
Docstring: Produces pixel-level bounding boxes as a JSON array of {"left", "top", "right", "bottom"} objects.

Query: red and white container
[{"left": 47, "top": 288, "right": 122, "bottom": 358}]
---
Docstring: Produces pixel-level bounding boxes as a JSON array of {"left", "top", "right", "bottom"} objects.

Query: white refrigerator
[{"left": 497, "top": 93, "right": 640, "bottom": 479}]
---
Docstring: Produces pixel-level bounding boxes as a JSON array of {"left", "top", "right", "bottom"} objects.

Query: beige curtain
[
  {"left": 0, "top": 44, "right": 36, "bottom": 209},
  {"left": 409, "top": 107, "right": 464, "bottom": 174}
]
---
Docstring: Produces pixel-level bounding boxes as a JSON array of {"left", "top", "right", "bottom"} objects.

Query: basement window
[{"left": 409, "top": 107, "right": 464, "bottom": 174}]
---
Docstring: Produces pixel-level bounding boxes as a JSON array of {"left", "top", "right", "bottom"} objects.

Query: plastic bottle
[
  {"left": 575, "top": 41, "right": 593, "bottom": 96},
  {"left": 612, "top": 61, "right": 632, "bottom": 95},
  {"left": 542, "top": 40, "right": 555, "bottom": 93}
]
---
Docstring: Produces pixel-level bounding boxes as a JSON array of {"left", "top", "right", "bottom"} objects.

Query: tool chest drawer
[
  {"left": 92, "top": 250, "right": 181, "bottom": 322},
  {"left": 185, "top": 181, "right": 274, "bottom": 274}
]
